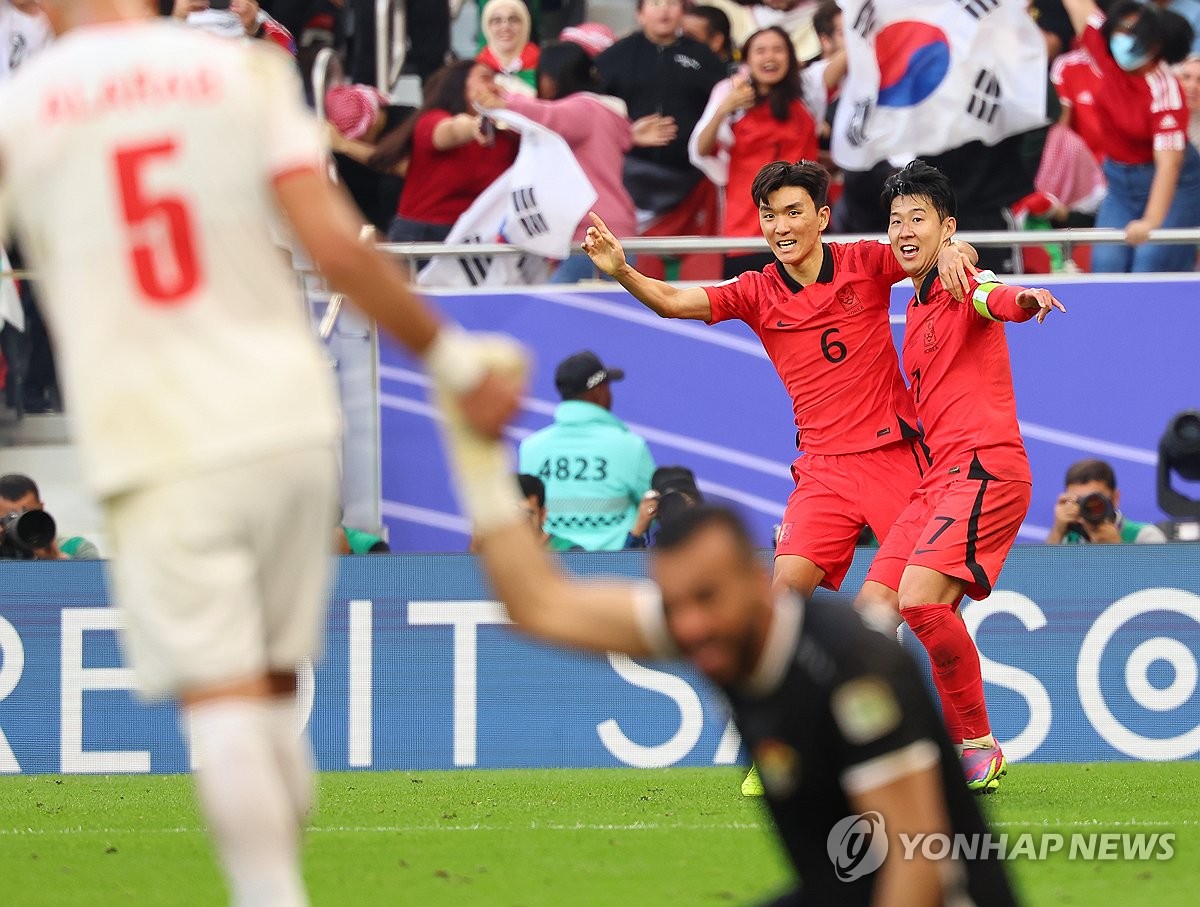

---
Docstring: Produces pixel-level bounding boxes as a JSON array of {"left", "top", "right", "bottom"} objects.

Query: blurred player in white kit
[{"left": 0, "top": 1, "right": 522, "bottom": 903}]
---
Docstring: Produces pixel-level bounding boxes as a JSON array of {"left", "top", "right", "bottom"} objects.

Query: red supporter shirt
[
  {"left": 397, "top": 109, "right": 519, "bottom": 224},
  {"left": 903, "top": 270, "right": 1033, "bottom": 484},
  {"left": 704, "top": 241, "right": 917, "bottom": 455},
  {"left": 1081, "top": 16, "right": 1188, "bottom": 165},
  {"left": 1050, "top": 49, "right": 1105, "bottom": 161},
  {"left": 725, "top": 101, "right": 819, "bottom": 237}
]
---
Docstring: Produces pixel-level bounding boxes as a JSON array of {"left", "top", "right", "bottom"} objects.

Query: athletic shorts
[
  {"left": 776, "top": 440, "right": 926, "bottom": 591},
  {"left": 102, "top": 445, "right": 340, "bottom": 698},
  {"left": 876, "top": 471, "right": 1031, "bottom": 601}
]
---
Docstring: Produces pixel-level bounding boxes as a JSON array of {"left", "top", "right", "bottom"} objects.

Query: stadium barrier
[
  {"left": 379, "top": 276, "right": 1200, "bottom": 552},
  {"left": 1, "top": 544, "right": 1198, "bottom": 775}
]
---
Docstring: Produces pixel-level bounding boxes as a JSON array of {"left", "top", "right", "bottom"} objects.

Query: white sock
[
  {"left": 267, "top": 696, "right": 316, "bottom": 826},
  {"left": 962, "top": 734, "right": 997, "bottom": 750},
  {"left": 188, "top": 699, "right": 309, "bottom": 907}
]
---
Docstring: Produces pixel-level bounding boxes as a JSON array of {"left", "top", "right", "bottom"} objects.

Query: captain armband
[{"left": 970, "top": 269, "right": 1003, "bottom": 322}]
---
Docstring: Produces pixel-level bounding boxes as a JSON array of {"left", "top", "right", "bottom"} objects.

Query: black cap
[{"left": 554, "top": 351, "right": 625, "bottom": 398}]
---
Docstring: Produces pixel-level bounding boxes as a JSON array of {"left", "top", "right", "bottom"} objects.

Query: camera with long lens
[
  {"left": 0, "top": 509, "right": 57, "bottom": 560},
  {"left": 1075, "top": 492, "right": 1116, "bottom": 526}
]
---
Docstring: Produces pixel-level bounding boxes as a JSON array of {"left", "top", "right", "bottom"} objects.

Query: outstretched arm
[
  {"left": 971, "top": 277, "right": 1066, "bottom": 324},
  {"left": 1060, "top": 0, "right": 1100, "bottom": 36},
  {"left": 582, "top": 212, "right": 712, "bottom": 321}
]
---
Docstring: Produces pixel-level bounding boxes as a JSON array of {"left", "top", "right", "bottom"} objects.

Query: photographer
[
  {"left": 1047, "top": 458, "right": 1167, "bottom": 544},
  {"left": 625, "top": 466, "right": 704, "bottom": 548},
  {"left": 0, "top": 473, "right": 99, "bottom": 560}
]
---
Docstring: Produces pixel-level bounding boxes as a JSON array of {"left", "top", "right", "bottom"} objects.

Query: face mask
[{"left": 1110, "top": 32, "right": 1150, "bottom": 71}]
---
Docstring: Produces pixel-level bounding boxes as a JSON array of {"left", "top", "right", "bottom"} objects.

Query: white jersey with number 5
[{"left": 0, "top": 21, "right": 339, "bottom": 496}]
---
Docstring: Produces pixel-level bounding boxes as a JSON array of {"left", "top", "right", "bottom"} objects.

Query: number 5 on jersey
[{"left": 114, "top": 139, "right": 200, "bottom": 304}]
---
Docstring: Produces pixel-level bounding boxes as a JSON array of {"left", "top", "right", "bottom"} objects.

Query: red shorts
[
  {"left": 776, "top": 441, "right": 925, "bottom": 591},
  {"left": 876, "top": 470, "right": 1031, "bottom": 601}
]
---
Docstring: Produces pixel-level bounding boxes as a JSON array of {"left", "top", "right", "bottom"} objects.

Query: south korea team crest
[
  {"left": 923, "top": 314, "right": 938, "bottom": 352},
  {"left": 836, "top": 285, "right": 863, "bottom": 314}
]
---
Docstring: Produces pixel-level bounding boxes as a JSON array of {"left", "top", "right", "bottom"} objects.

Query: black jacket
[{"left": 596, "top": 32, "right": 725, "bottom": 173}]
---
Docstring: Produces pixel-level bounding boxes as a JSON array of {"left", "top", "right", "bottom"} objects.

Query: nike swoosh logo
[
  {"left": 776, "top": 320, "right": 797, "bottom": 328},
  {"left": 913, "top": 547, "right": 935, "bottom": 556}
]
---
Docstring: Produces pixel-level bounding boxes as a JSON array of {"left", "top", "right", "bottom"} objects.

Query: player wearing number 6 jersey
[
  {"left": 0, "top": 4, "right": 521, "bottom": 903},
  {"left": 879, "top": 160, "right": 1066, "bottom": 793}
]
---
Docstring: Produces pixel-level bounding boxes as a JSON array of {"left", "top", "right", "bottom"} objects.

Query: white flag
[
  {"left": 831, "top": 0, "right": 1048, "bottom": 171},
  {"left": 416, "top": 106, "right": 596, "bottom": 287},
  {"left": 493, "top": 107, "right": 597, "bottom": 259},
  {"left": 416, "top": 173, "right": 552, "bottom": 288}
]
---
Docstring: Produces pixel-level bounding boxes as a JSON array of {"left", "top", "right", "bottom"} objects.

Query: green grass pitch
[{"left": 2, "top": 763, "right": 1199, "bottom": 905}]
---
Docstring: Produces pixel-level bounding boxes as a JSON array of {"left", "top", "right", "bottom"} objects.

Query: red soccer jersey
[
  {"left": 902, "top": 270, "right": 1033, "bottom": 484},
  {"left": 1050, "top": 48, "right": 1105, "bottom": 161},
  {"left": 724, "top": 101, "right": 819, "bottom": 237},
  {"left": 1081, "top": 17, "right": 1188, "bottom": 165},
  {"left": 397, "top": 109, "right": 519, "bottom": 224},
  {"left": 704, "top": 241, "right": 917, "bottom": 455}
]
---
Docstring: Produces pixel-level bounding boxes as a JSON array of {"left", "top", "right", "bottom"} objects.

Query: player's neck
[
  {"left": 910, "top": 264, "right": 936, "bottom": 297},
  {"left": 779, "top": 243, "right": 825, "bottom": 286}
]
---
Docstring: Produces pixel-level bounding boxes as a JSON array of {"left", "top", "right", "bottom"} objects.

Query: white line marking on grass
[
  {"left": 990, "top": 819, "right": 1200, "bottom": 829},
  {"left": 0, "top": 821, "right": 769, "bottom": 836}
]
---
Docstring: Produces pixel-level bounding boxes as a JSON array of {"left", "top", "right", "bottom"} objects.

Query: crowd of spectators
[{"left": 310, "top": 0, "right": 1200, "bottom": 282}]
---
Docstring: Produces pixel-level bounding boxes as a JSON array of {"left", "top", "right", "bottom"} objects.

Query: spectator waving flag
[
  {"left": 831, "top": 0, "right": 1048, "bottom": 171},
  {"left": 418, "top": 107, "right": 597, "bottom": 287}
]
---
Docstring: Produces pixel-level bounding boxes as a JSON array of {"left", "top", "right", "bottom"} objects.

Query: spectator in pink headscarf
[{"left": 472, "top": 41, "right": 637, "bottom": 282}]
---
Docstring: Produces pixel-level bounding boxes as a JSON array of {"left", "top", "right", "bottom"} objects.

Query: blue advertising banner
[
  {"left": 1, "top": 545, "right": 1198, "bottom": 774},
  {"left": 378, "top": 278, "right": 1200, "bottom": 552}
]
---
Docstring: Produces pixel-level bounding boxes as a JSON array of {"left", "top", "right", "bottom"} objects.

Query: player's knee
[
  {"left": 855, "top": 581, "right": 900, "bottom": 613},
  {"left": 771, "top": 561, "right": 820, "bottom": 600}
]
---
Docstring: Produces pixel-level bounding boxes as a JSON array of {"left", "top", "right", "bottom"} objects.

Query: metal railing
[
  {"left": 373, "top": 227, "right": 1200, "bottom": 262},
  {"left": 375, "top": 0, "right": 407, "bottom": 95}
]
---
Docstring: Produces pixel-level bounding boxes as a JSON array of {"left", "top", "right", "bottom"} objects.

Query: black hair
[
  {"left": 880, "top": 159, "right": 957, "bottom": 221},
  {"left": 517, "top": 473, "right": 547, "bottom": 508},
  {"left": 1102, "top": 1, "right": 1195, "bottom": 66},
  {"left": 813, "top": 0, "right": 842, "bottom": 39},
  {"left": 749, "top": 159, "right": 830, "bottom": 210},
  {"left": 0, "top": 473, "right": 38, "bottom": 503},
  {"left": 1065, "top": 459, "right": 1117, "bottom": 491},
  {"left": 370, "top": 60, "right": 475, "bottom": 169},
  {"left": 652, "top": 505, "right": 756, "bottom": 565},
  {"left": 1159, "top": 10, "right": 1196, "bottom": 65},
  {"left": 688, "top": 5, "right": 733, "bottom": 55},
  {"left": 742, "top": 26, "right": 803, "bottom": 122},
  {"left": 536, "top": 41, "right": 600, "bottom": 99}
]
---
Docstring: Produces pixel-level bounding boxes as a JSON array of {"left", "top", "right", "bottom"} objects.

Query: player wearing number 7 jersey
[
  {"left": 878, "top": 160, "right": 1066, "bottom": 793},
  {"left": 0, "top": 4, "right": 522, "bottom": 904}
]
